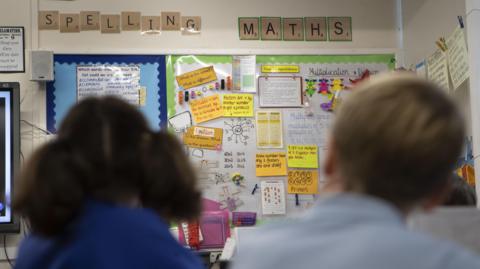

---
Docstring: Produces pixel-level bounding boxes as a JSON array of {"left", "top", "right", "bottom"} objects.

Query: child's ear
[
  {"left": 324, "top": 137, "right": 335, "bottom": 176},
  {"left": 321, "top": 136, "right": 345, "bottom": 194}
]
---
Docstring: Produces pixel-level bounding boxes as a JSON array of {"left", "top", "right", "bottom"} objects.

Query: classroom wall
[
  {"left": 38, "top": 0, "right": 399, "bottom": 53},
  {"left": 0, "top": 0, "right": 400, "bottom": 266},
  {"left": 402, "top": 0, "right": 471, "bottom": 136},
  {"left": 0, "top": 0, "right": 44, "bottom": 267}
]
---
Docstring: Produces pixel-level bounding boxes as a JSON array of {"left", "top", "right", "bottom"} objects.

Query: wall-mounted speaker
[{"left": 30, "top": 50, "right": 53, "bottom": 81}]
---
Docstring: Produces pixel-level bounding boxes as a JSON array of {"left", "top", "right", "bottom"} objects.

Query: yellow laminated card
[
  {"left": 183, "top": 126, "right": 223, "bottom": 150},
  {"left": 256, "top": 152, "right": 287, "bottom": 177},
  {"left": 176, "top": 66, "right": 217, "bottom": 89},
  {"left": 189, "top": 94, "right": 224, "bottom": 124},
  {"left": 287, "top": 170, "right": 319, "bottom": 194},
  {"left": 261, "top": 65, "right": 300, "bottom": 73},
  {"left": 223, "top": 94, "right": 254, "bottom": 117},
  {"left": 287, "top": 145, "right": 319, "bottom": 168}
]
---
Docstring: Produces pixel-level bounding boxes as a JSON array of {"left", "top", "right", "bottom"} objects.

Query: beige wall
[
  {"left": 0, "top": 0, "right": 400, "bottom": 265},
  {"left": 38, "top": 0, "right": 399, "bottom": 53},
  {"left": 402, "top": 0, "right": 471, "bottom": 136}
]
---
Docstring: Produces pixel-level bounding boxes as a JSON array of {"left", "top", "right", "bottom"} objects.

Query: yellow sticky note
[
  {"left": 261, "top": 65, "right": 300, "bottom": 73},
  {"left": 287, "top": 170, "right": 319, "bottom": 194},
  {"left": 183, "top": 126, "right": 223, "bottom": 150},
  {"left": 189, "top": 94, "right": 224, "bottom": 124},
  {"left": 223, "top": 94, "right": 254, "bottom": 117},
  {"left": 256, "top": 152, "right": 287, "bottom": 177},
  {"left": 138, "top": 87, "right": 147, "bottom": 106},
  {"left": 287, "top": 145, "right": 318, "bottom": 168},
  {"left": 176, "top": 66, "right": 217, "bottom": 89}
]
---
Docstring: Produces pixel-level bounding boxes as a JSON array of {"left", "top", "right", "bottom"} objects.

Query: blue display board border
[{"left": 46, "top": 54, "right": 167, "bottom": 132}]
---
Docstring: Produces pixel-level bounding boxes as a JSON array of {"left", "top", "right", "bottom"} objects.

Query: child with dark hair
[{"left": 14, "top": 97, "right": 204, "bottom": 269}]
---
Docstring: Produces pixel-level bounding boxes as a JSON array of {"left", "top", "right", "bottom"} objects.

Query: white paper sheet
[
  {"left": 427, "top": 50, "right": 450, "bottom": 91},
  {"left": 258, "top": 76, "right": 302, "bottom": 107},
  {"left": 0, "top": 27, "right": 24, "bottom": 72},
  {"left": 261, "top": 180, "right": 286, "bottom": 215},
  {"left": 446, "top": 26, "right": 470, "bottom": 90},
  {"left": 77, "top": 65, "right": 141, "bottom": 105},
  {"left": 233, "top": 55, "right": 257, "bottom": 93}
]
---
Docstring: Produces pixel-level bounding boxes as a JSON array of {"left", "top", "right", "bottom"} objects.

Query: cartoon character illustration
[
  {"left": 321, "top": 86, "right": 342, "bottom": 113},
  {"left": 330, "top": 78, "right": 344, "bottom": 92},
  {"left": 318, "top": 79, "right": 330, "bottom": 95},
  {"left": 305, "top": 79, "right": 317, "bottom": 97}
]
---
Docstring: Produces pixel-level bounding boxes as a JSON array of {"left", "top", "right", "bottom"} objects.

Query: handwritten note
[
  {"left": 223, "top": 94, "right": 254, "bottom": 117},
  {"left": 427, "top": 50, "right": 450, "bottom": 91},
  {"left": 224, "top": 151, "right": 246, "bottom": 169},
  {"left": 77, "top": 65, "right": 141, "bottom": 105},
  {"left": 446, "top": 26, "right": 469, "bottom": 90},
  {"left": 287, "top": 145, "right": 318, "bottom": 168},
  {"left": 287, "top": 170, "right": 319, "bottom": 194},
  {"left": 261, "top": 180, "right": 286, "bottom": 215},
  {"left": 256, "top": 111, "right": 283, "bottom": 149},
  {"left": 258, "top": 76, "right": 303, "bottom": 107},
  {"left": 189, "top": 94, "right": 223, "bottom": 123},
  {"left": 183, "top": 126, "right": 223, "bottom": 150},
  {"left": 176, "top": 66, "right": 217, "bottom": 89},
  {"left": 255, "top": 153, "right": 287, "bottom": 177},
  {"left": 285, "top": 111, "right": 332, "bottom": 149}
]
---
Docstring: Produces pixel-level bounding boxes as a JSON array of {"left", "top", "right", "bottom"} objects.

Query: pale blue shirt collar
[{"left": 306, "top": 193, "right": 405, "bottom": 227}]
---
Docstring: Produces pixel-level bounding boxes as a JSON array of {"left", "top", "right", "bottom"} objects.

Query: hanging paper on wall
[
  {"left": 176, "top": 66, "right": 217, "bottom": 89},
  {"left": 189, "top": 94, "right": 223, "bottom": 123},
  {"left": 183, "top": 126, "right": 223, "bottom": 150},
  {"left": 255, "top": 152, "right": 287, "bottom": 177},
  {"left": 258, "top": 76, "right": 303, "bottom": 107},
  {"left": 287, "top": 145, "right": 318, "bottom": 168},
  {"left": 427, "top": 50, "right": 450, "bottom": 91},
  {"left": 223, "top": 94, "right": 254, "bottom": 117},
  {"left": 233, "top": 55, "right": 256, "bottom": 93},
  {"left": 446, "top": 26, "right": 470, "bottom": 90},
  {"left": 287, "top": 170, "right": 319, "bottom": 194},
  {"left": 256, "top": 111, "right": 283, "bottom": 148},
  {"left": 261, "top": 180, "right": 286, "bottom": 215},
  {"left": 77, "top": 65, "right": 141, "bottom": 105}
]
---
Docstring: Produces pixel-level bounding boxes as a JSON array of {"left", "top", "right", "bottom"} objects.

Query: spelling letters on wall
[
  {"left": 38, "top": 11, "right": 201, "bottom": 35},
  {"left": 238, "top": 17, "right": 352, "bottom": 41}
]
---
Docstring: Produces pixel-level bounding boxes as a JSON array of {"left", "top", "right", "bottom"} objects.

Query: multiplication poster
[{"left": 166, "top": 54, "right": 395, "bottom": 219}]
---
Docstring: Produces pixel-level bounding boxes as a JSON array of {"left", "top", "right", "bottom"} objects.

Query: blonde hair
[{"left": 333, "top": 74, "right": 464, "bottom": 209}]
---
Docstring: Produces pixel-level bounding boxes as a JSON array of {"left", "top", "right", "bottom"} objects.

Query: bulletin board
[
  {"left": 46, "top": 54, "right": 167, "bottom": 132},
  {"left": 166, "top": 54, "right": 395, "bottom": 219}
]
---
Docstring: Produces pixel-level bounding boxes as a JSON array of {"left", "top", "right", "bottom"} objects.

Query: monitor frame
[{"left": 0, "top": 82, "right": 20, "bottom": 233}]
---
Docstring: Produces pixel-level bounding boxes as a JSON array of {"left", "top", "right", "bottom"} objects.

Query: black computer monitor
[{"left": 0, "top": 82, "right": 20, "bottom": 233}]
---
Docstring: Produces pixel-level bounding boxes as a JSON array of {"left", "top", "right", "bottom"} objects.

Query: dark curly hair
[{"left": 14, "top": 97, "right": 201, "bottom": 236}]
